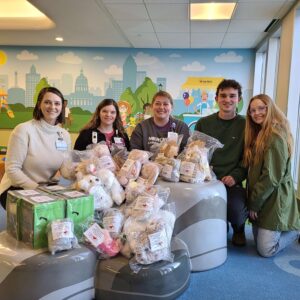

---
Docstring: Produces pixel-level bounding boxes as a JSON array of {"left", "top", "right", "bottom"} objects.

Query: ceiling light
[
  {"left": 190, "top": 2, "right": 236, "bottom": 20},
  {"left": 55, "top": 37, "right": 64, "bottom": 42},
  {"left": 0, "top": 0, "right": 55, "bottom": 30}
]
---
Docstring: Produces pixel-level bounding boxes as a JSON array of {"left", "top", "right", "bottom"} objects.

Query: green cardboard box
[
  {"left": 55, "top": 190, "right": 94, "bottom": 239},
  {"left": 37, "top": 184, "right": 72, "bottom": 194},
  {"left": 6, "top": 191, "right": 23, "bottom": 240},
  {"left": 8, "top": 189, "right": 65, "bottom": 249}
]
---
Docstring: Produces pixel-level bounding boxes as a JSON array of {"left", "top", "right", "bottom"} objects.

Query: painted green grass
[
  {"left": 63, "top": 115, "right": 92, "bottom": 132},
  {"left": 0, "top": 112, "right": 92, "bottom": 133},
  {"left": 0, "top": 111, "right": 33, "bottom": 128}
]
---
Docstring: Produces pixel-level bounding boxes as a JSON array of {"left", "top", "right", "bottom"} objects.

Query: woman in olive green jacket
[{"left": 243, "top": 94, "right": 300, "bottom": 257}]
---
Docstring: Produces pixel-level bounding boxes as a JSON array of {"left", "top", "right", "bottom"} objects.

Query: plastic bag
[
  {"left": 47, "top": 219, "right": 79, "bottom": 255},
  {"left": 83, "top": 222, "right": 120, "bottom": 258}
]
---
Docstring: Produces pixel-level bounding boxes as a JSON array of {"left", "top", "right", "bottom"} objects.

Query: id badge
[
  {"left": 92, "top": 131, "right": 98, "bottom": 144},
  {"left": 114, "top": 137, "right": 125, "bottom": 146},
  {"left": 55, "top": 139, "right": 68, "bottom": 151},
  {"left": 168, "top": 132, "right": 178, "bottom": 143}
]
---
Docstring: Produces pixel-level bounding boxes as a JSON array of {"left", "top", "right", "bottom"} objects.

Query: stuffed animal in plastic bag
[
  {"left": 129, "top": 219, "right": 173, "bottom": 265},
  {"left": 101, "top": 208, "right": 125, "bottom": 239},
  {"left": 140, "top": 162, "right": 161, "bottom": 185},
  {"left": 154, "top": 139, "right": 181, "bottom": 183},
  {"left": 129, "top": 192, "right": 165, "bottom": 221},
  {"left": 77, "top": 174, "right": 113, "bottom": 210},
  {"left": 111, "top": 146, "right": 129, "bottom": 171},
  {"left": 116, "top": 149, "right": 150, "bottom": 187},
  {"left": 90, "top": 143, "right": 111, "bottom": 157},
  {"left": 97, "top": 168, "right": 125, "bottom": 205},
  {"left": 159, "top": 140, "right": 180, "bottom": 158},
  {"left": 120, "top": 216, "right": 148, "bottom": 258},
  {"left": 83, "top": 222, "right": 120, "bottom": 258},
  {"left": 47, "top": 219, "right": 79, "bottom": 255},
  {"left": 125, "top": 180, "right": 147, "bottom": 204},
  {"left": 90, "top": 143, "right": 117, "bottom": 172},
  {"left": 180, "top": 140, "right": 211, "bottom": 183},
  {"left": 74, "top": 159, "right": 97, "bottom": 181}
]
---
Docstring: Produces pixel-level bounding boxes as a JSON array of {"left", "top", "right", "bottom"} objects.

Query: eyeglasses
[{"left": 249, "top": 105, "right": 267, "bottom": 115}]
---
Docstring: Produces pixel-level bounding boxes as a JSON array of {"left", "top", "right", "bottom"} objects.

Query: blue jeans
[
  {"left": 226, "top": 185, "right": 248, "bottom": 229},
  {"left": 252, "top": 225, "right": 299, "bottom": 257}
]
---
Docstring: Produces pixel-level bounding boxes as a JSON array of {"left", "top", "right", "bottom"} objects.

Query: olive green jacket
[{"left": 248, "top": 133, "right": 300, "bottom": 231}]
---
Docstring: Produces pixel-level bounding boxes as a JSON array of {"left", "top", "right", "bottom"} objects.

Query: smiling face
[
  {"left": 39, "top": 92, "right": 63, "bottom": 125},
  {"left": 216, "top": 87, "right": 240, "bottom": 117},
  {"left": 152, "top": 95, "right": 173, "bottom": 123},
  {"left": 249, "top": 98, "right": 267, "bottom": 125},
  {"left": 99, "top": 104, "right": 117, "bottom": 128}
]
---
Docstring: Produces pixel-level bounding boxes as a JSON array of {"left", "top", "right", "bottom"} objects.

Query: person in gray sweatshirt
[{"left": 130, "top": 91, "right": 190, "bottom": 153}]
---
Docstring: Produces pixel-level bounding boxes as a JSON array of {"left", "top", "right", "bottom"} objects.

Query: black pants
[
  {"left": 0, "top": 186, "right": 23, "bottom": 209},
  {"left": 226, "top": 184, "right": 248, "bottom": 230}
]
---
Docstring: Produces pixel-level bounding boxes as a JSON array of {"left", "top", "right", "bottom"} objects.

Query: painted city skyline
[{"left": 0, "top": 46, "right": 255, "bottom": 116}]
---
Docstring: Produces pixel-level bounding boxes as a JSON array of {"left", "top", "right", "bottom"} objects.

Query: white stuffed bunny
[
  {"left": 77, "top": 174, "right": 113, "bottom": 210},
  {"left": 97, "top": 168, "right": 125, "bottom": 205}
]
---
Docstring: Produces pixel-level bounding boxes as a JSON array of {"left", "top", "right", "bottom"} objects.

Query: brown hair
[
  {"left": 243, "top": 94, "right": 293, "bottom": 167},
  {"left": 216, "top": 79, "right": 242, "bottom": 98},
  {"left": 80, "top": 99, "right": 126, "bottom": 136},
  {"left": 33, "top": 87, "right": 65, "bottom": 124},
  {"left": 152, "top": 91, "right": 174, "bottom": 106}
]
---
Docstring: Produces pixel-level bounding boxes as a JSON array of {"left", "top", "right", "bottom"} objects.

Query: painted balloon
[
  {"left": 184, "top": 98, "right": 191, "bottom": 106},
  {"left": 183, "top": 92, "right": 189, "bottom": 99},
  {"left": 189, "top": 95, "right": 194, "bottom": 104}
]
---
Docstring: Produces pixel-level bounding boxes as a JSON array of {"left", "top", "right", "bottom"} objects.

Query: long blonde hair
[{"left": 243, "top": 94, "right": 293, "bottom": 167}]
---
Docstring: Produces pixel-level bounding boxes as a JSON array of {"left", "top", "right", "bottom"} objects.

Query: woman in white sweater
[{"left": 0, "top": 87, "right": 71, "bottom": 208}]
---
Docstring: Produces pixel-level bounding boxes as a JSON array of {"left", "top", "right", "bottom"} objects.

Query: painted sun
[{"left": 0, "top": 50, "right": 7, "bottom": 66}]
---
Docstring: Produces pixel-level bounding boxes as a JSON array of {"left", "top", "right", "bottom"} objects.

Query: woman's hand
[
  {"left": 249, "top": 210, "right": 258, "bottom": 220},
  {"left": 221, "top": 175, "right": 236, "bottom": 187}
]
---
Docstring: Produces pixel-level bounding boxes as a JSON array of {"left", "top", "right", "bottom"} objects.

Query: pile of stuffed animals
[{"left": 58, "top": 132, "right": 222, "bottom": 267}]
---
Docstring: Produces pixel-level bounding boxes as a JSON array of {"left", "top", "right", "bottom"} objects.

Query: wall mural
[{"left": 0, "top": 47, "right": 254, "bottom": 133}]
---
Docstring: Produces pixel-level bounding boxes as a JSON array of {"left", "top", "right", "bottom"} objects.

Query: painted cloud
[
  {"left": 56, "top": 51, "right": 82, "bottom": 64},
  {"left": 104, "top": 64, "right": 122, "bottom": 75},
  {"left": 134, "top": 52, "right": 160, "bottom": 66},
  {"left": 182, "top": 61, "right": 206, "bottom": 72},
  {"left": 169, "top": 53, "right": 181, "bottom": 58},
  {"left": 17, "top": 50, "right": 38, "bottom": 61},
  {"left": 214, "top": 51, "right": 243, "bottom": 63},
  {"left": 93, "top": 56, "right": 104, "bottom": 60}
]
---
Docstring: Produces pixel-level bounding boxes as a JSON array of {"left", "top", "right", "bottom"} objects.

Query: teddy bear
[
  {"left": 116, "top": 149, "right": 150, "bottom": 187},
  {"left": 60, "top": 151, "right": 79, "bottom": 180},
  {"left": 97, "top": 168, "right": 125, "bottom": 205},
  {"left": 91, "top": 143, "right": 110, "bottom": 156},
  {"left": 160, "top": 140, "right": 180, "bottom": 158},
  {"left": 110, "top": 145, "right": 129, "bottom": 171},
  {"left": 124, "top": 180, "right": 147, "bottom": 204},
  {"left": 76, "top": 174, "right": 113, "bottom": 210},
  {"left": 74, "top": 159, "right": 96, "bottom": 181},
  {"left": 119, "top": 216, "right": 147, "bottom": 258},
  {"left": 128, "top": 149, "right": 151, "bottom": 164},
  {"left": 129, "top": 192, "right": 165, "bottom": 222},
  {"left": 140, "top": 161, "right": 161, "bottom": 186},
  {"left": 128, "top": 218, "right": 172, "bottom": 265},
  {"left": 180, "top": 140, "right": 212, "bottom": 183},
  {"left": 153, "top": 139, "right": 182, "bottom": 183}
]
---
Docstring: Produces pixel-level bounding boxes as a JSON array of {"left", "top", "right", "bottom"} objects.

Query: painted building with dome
[{"left": 66, "top": 69, "right": 102, "bottom": 112}]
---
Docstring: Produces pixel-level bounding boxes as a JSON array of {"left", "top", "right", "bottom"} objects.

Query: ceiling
[{"left": 0, "top": 0, "right": 297, "bottom": 49}]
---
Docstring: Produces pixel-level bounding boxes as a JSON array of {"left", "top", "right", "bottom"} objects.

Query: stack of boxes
[{"left": 6, "top": 185, "right": 94, "bottom": 249}]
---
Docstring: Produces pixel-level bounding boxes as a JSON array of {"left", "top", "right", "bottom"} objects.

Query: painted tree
[
  {"left": 135, "top": 77, "right": 158, "bottom": 109},
  {"left": 237, "top": 97, "right": 244, "bottom": 113},
  {"left": 33, "top": 77, "right": 50, "bottom": 104},
  {"left": 119, "top": 87, "right": 140, "bottom": 115}
]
